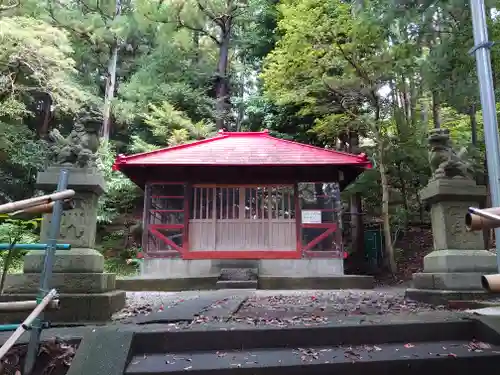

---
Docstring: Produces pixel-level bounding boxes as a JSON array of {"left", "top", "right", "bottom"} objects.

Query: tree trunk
[
  {"left": 378, "top": 136, "right": 396, "bottom": 274},
  {"left": 409, "top": 75, "right": 418, "bottom": 127},
  {"left": 397, "top": 168, "right": 409, "bottom": 228},
  {"left": 38, "top": 93, "right": 53, "bottom": 139},
  {"left": 469, "top": 104, "right": 477, "bottom": 146},
  {"left": 236, "top": 71, "right": 245, "bottom": 132},
  {"left": 215, "top": 27, "right": 231, "bottom": 130},
  {"left": 348, "top": 131, "right": 364, "bottom": 260},
  {"left": 193, "top": 30, "right": 200, "bottom": 63},
  {"left": 101, "top": 0, "right": 121, "bottom": 141},
  {"left": 102, "top": 42, "right": 119, "bottom": 141},
  {"left": 0, "top": 239, "right": 18, "bottom": 295},
  {"left": 401, "top": 78, "right": 410, "bottom": 125},
  {"left": 431, "top": 90, "right": 441, "bottom": 129}
]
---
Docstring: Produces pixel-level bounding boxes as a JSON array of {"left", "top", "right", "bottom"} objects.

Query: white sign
[{"left": 301, "top": 210, "right": 322, "bottom": 224}]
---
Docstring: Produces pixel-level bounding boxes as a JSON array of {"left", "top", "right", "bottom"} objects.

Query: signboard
[{"left": 301, "top": 210, "right": 322, "bottom": 224}]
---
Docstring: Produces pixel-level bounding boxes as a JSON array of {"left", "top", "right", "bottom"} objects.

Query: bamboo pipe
[
  {"left": 0, "top": 289, "right": 57, "bottom": 361},
  {"left": 9, "top": 199, "right": 75, "bottom": 220},
  {"left": 465, "top": 207, "right": 500, "bottom": 231},
  {"left": 481, "top": 274, "right": 500, "bottom": 292},
  {"left": 0, "top": 190, "right": 75, "bottom": 214},
  {"left": 0, "top": 300, "right": 59, "bottom": 312}
]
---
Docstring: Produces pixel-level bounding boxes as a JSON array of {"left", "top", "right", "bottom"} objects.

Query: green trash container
[{"left": 364, "top": 227, "right": 384, "bottom": 267}]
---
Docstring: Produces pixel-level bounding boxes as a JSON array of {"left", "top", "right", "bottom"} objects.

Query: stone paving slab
[
  {"left": 134, "top": 292, "right": 249, "bottom": 324},
  {"left": 116, "top": 288, "right": 455, "bottom": 327},
  {"left": 199, "top": 295, "right": 249, "bottom": 321}
]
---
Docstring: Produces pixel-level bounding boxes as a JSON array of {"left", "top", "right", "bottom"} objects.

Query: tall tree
[{"left": 45, "top": 0, "right": 138, "bottom": 140}]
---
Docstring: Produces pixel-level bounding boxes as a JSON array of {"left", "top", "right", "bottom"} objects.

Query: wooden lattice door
[
  {"left": 189, "top": 185, "right": 296, "bottom": 252},
  {"left": 145, "top": 182, "right": 187, "bottom": 256}
]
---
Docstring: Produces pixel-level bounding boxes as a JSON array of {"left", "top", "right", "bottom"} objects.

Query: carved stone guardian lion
[{"left": 428, "top": 128, "right": 474, "bottom": 181}]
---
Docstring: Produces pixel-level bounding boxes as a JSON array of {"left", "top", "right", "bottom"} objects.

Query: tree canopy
[{"left": 0, "top": 0, "right": 499, "bottom": 274}]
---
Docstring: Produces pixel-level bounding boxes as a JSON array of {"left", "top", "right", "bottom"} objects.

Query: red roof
[{"left": 113, "top": 130, "right": 372, "bottom": 169}]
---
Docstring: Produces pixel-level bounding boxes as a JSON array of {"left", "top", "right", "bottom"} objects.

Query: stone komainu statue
[
  {"left": 47, "top": 107, "right": 102, "bottom": 168},
  {"left": 428, "top": 128, "right": 474, "bottom": 181}
]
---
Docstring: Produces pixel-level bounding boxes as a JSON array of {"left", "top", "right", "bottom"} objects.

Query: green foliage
[
  {"left": 0, "top": 16, "right": 96, "bottom": 117},
  {"left": 0, "top": 219, "right": 39, "bottom": 278},
  {"left": 0, "top": 13, "right": 99, "bottom": 204},
  {"left": 141, "top": 101, "right": 216, "bottom": 147},
  {"left": 99, "top": 229, "right": 140, "bottom": 276},
  {"left": 144, "top": 102, "right": 215, "bottom": 141},
  {"left": 0, "top": 220, "right": 39, "bottom": 244},
  {"left": 0, "top": 122, "right": 47, "bottom": 202},
  {"left": 1, "top": 0, "right": 499, "bottom": 275},
  {"left": 97, "top": 141, "right": 141, "bottom": 223}
]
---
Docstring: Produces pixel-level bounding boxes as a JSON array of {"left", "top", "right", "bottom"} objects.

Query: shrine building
[{"left": 113, "top": 130, "right": 373, "bottom": 289}]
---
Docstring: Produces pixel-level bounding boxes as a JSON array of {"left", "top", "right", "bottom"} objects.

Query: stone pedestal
[
  {"left": 406, "top": 179, "right": 497, "bottom": 304},
  {"left": 3, "top": 167, "right": 125, "bottom": 323}
]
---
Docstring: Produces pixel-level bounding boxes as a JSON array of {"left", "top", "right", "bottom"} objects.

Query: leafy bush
[
  {"left": 97, "top": 141, "right": 142, "bottom": 224},
  {"left": 0, "top": 219, "right": 40, "bottom": 277}
]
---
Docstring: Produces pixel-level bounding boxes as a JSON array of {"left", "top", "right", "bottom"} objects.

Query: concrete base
[
  {"left": 142, "top": 258, "right": 345, "bottom": 279},
  {"left": 259, "top": 275, "right": 374, "bottom": 290},
  {"left": 408, "top": 249, "right": 497, "bottom": 304},
  {"left": 4, "top": 272, "right": 116, "bottom": 294},
  {"left": 116, "top": 276, "right": 218, "bottom": 291},
  {"left": 116, "top": 275, "right": 374, "bottom": 291},
  {"left": 23, "top": 248, "right": 105, "bottom": 273},
  {"left": 0, "top": 291, "right": 125, "bottom": 323},
  {"left": 259, "top": 258, "right": 344, "bottom": 277},
  {"left": 142, "top": 258, "right": 220, "bottom": 278},
  {"left": 127, "top": 258, "right": 371, "bottom": 291},
  {"left": 413, "top": 272, "right": 489, "bottom": 290},
  {"left": 423, "top": 249, "right": 497, "bottom": 273},
  {"left": 405, "top": 288, "right": 498, "bottom": 306},
  {"left": 216, "top": 280, "right": 258, "bottom": 289}
]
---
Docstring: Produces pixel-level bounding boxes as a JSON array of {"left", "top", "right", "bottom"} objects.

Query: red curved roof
[{"left": 113, "top": 130, "right": 372, "bottom": 169}]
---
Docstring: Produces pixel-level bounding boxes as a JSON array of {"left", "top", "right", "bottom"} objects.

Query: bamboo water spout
[
  {"left": 465, "top": 207, "right": 500, "bottom": 231},
  {"left": 465, "top": 207, "right": 500, "bottom": 292},
  {"left": 0, "top": 190, "right": 75, "bottom": 215},
  {"left": 9, "top": 199, "right": 75, "bottom": 219},
  {"left": 0, "top": 299, "right": 60, "bottom": 312},
  {"left": 482, "top": 274, "right": 500, "bottom": 292}
]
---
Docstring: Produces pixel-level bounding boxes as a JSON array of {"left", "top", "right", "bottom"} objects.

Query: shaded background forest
[{"left": 0, "top": 0, "right": 499, "bottom": 280}]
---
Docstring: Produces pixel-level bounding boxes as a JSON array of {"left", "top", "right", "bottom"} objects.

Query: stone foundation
[
  {"left": 116, "top": 257, "right": 373, "bottom": 291},
  {"left": 259, "top": 258, "right": 344, "bottom": 277},
  {"left": 23, "top": 248, "right": 105, "bottom": 273},
  {"left": 142, "top": 258, "right": 220, "bottom": 278},
  {"left": 5, "top": 272, "right": 116, "bottom": 294},
  {"left": 140, "top": 258, "right": 345, "bottom": 279},
  {"left": 116, "top": 277, "right": 219, "bottom": 291},
  {"left": 258, "top": 275, "right": 374, "bottom": 289},
  {"left": 0, "top": 291, "right": 125, "bottom": 324}
]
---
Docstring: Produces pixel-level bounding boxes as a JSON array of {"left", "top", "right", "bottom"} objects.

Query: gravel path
[{"left": 113, "top": 288, "right": 449, "bottom": 324}]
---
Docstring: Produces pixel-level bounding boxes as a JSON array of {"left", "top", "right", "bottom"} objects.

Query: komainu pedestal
[
  {"left": 406, "top": 178, "right": 497, "bottom": 304},
  {"left": 3, "top": 167, "right": 125, "bottom": 323}
]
